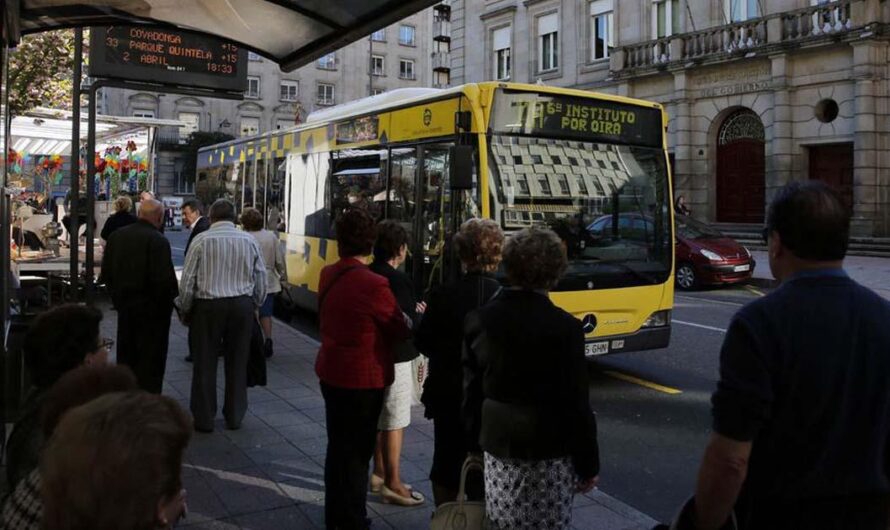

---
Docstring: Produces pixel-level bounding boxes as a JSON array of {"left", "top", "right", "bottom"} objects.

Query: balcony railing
[
  {"left": 614, "top": 0, "right": 859, "bottom": 73},
  {"left": 432, "top": 51, "right": 451, "bottom": 71}
]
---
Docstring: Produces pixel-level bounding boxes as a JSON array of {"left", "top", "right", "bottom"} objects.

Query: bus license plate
[
  {"left": 585, "top": 342, "right": 609, "bottom": 356},
  {"left": 734, "top": 264, "right": 751, "bottom": 272}
]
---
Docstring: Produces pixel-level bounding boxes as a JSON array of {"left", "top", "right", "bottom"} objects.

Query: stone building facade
[
  {"left": 449, "top": 0, "right": 890, "bottom": 236},
  {"left": 99, "top": 5, "right": 453, "bottom": 197}
]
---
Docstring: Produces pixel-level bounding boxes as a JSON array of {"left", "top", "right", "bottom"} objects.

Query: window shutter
[
  {"left": 538, "top": 13, "right": 558, "bottom": 35},
  {"left": 493, "top": 27, "right": 511, "bottom": 50}
]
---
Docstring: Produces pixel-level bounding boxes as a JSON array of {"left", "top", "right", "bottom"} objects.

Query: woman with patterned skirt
[{"left": 462, "top": 227, "right": 601, "bottom": 529}]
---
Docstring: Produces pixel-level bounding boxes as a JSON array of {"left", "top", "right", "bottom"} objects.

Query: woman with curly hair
[
  {"left": 316, "top": 208, "right": 410, "bottom": 529},
  {"left": 415, "top": 218, "right": 504, "bottom": 506},
  {"left": 462, "top": 227, "right": 600, "bottom": 530}
]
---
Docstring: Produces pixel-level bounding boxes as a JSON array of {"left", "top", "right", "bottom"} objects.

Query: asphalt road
[{"left": 589, "top": 284, "right": 763, "bottom": 523}]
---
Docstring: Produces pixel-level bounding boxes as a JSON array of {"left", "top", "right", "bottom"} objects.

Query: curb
[
  {"left": 748, "top": 277, "right": 778, "bottom": 290},
  {"left": 590, "top": 489, "right": 660, "bottom": 528}
]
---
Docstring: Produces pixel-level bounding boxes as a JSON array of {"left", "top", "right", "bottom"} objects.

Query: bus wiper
[{"left": 590, "top": 259, "right": 660, "bottom": 285}]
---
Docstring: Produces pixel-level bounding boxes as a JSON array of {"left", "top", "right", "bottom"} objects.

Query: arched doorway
[{"left": 716, "top": 109, "right": 765, "bottom": 223}]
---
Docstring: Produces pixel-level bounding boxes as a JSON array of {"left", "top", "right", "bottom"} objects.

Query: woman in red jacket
[{"left": 316, "top": 208, "right": 410, "bottom": 530}]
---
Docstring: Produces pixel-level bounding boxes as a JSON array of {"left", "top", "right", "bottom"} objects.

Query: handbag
[
  {"left": 410, "top": 354, "right": 428, "bottom": 406},
  {"left": 430, "top": 455, "right": 487, "bottom": 530}
]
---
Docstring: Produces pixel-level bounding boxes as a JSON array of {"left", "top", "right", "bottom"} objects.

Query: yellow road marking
[
  {"left": 603, "top": 370, "right": 683, "bottom": 395},
  {"left": 745, "top": 285, "right": 766, "bottom": 297}
]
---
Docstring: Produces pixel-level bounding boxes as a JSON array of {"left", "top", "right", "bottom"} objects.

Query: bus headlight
[{"left": 642, "top": 310, "right": 671, "bottom": 328}]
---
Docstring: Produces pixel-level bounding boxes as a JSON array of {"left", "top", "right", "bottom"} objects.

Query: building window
[
  {"left": 177, "top": 112, "right": 200, "bottom": 140},
  {"left": 240, "top": 117, "right": 260, "bottom": 137},
  {"left": 433, "top": 70, "right": 450, "bottom": 87},
  {"left": 557, "top": 175, "right": 570, "bottom": 195},
  {"left": 590, "top": 0, "right": 614, "bottom": 61},
  {"left": 317, "top": 53, "right": 336, "bottom": 70},
  {"left": 399, "top": 25, "right": 416, "bottom": 46},
  {"left": 317, "top": 83, "right": 335, "bottom": 105},
  {"left": 371, "top": 29, "right": 386, "bottom": 42},
  {"left": 276, "top": 119, "right": 293, "bottom": 130},
  {"left": 372, "top": 55, "right": 385, "bottom": 76},
  {"left": 653, "top": 0, "right": 680, "bottom": 38},
  {"left": 280, "top": 80, "right": 299, "bottom": 102},
  {"left": 399, "top": 59, "right": 416, "bottom": 80},
  {"left": 492, "top": 26, "right": 511, "bottom": 80},
  {"left": 576, "top": 177, "right": 589, "bottom": 195},
  {"left": 248, "top": 51, "right": 262, "bottom": 61},
  {"left": 725, "top": 0, "right": 759, "bottom": 22},
  {"left": 132, "top": 110, "right": 155, "bottom": 118},
  {"left": 246, "top": 76, "right": 260, "bottom": 99},
  {"left": 537, "top": 13, "right": 559, "bottom": 72},
  {"left": 371, "top": 88, "right": 386, "bottom": 96},
  {"left": 537, "top": 175, "right": 552, "bottom": 195}
]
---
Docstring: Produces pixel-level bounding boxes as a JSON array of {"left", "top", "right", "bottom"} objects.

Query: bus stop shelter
[{"left": 0, "top": 0, "right": 441, "bottom": 431}]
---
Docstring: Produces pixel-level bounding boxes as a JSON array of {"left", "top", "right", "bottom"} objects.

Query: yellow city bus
[{"left": 196, "top": 82, "right": 674, "bottom": 355}]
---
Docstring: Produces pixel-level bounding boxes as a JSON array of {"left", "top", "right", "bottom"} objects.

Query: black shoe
[
  {"left": 264, "top": 338, "right": 274, "bottom": 359},
  {"left": 185, "top": 355, "right": 193, "bottom": 362}
]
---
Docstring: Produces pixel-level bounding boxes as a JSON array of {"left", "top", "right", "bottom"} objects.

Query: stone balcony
[
  {"left": 433, "top": 19, "right": 452, "bottom": 41},
  {"left": 612, "top": 0, "right": 875, "bottom": 76},
  {"left": 432, "top": 50, "right": 452, "bottom": 71}
]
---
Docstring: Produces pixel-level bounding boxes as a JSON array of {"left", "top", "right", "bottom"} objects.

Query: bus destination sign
[
  {"left": 89, "top": 26, "right": 248, "bottom": 92},
  {"left": 492, "top": 91, "right": 663, "bottom": 148}
]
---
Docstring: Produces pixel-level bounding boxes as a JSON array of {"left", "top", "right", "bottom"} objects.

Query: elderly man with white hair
[{"left": 101, "top": 198, "right": 178, "bottom": 393}]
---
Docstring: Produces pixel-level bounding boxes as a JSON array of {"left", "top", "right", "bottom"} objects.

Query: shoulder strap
[{"left": 318, "top": 264, "right": 363, "bottom": 310}]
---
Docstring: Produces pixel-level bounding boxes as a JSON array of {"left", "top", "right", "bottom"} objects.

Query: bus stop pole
[
  {"left": 69, "top": 28, "right": 82, "bottom": 301},
  {"left": 84, "top": 80, "right": 98, "bottom": 304}
]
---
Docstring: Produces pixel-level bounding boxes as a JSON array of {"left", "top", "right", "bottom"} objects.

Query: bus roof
[{"left": 197, "top": 82, "right": 665, "bottom": 155}]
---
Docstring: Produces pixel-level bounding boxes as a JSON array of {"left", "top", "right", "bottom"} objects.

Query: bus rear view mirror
[{"left": 449, "top": 145, "right": 474, "bottom": 190}]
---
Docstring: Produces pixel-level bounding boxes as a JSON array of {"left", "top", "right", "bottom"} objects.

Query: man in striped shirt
[{"left": 176, "top": 199, "right": 267, "bottom": 432}]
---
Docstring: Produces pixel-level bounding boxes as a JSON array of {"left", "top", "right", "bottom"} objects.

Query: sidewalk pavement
[
  {"left": 98, "top": 303, "right": 660, "bottom": 530},
  {"left": 750, "top": 251, "right": 890, "bottom": 300}
]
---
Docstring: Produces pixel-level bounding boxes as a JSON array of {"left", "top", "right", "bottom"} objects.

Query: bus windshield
[{"left": 488, "top": 91, "right": 672, "bottom": 291}]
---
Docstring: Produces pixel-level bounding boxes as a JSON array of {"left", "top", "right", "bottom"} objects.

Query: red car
[{"left": 674, "top": 215, "right": 755, "bottom": 290}]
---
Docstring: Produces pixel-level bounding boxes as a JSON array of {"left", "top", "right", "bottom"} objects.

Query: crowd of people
[{"left": 3, "top": 181, "right": 890, "bottom": 530}]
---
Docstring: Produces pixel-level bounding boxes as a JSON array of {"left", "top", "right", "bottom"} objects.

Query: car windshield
[
  {"left": 676, "top": 215, "right": 724, "bottom": 240},
  {"left": 487, "top": 134, "right": 673, "bottom": 291}
]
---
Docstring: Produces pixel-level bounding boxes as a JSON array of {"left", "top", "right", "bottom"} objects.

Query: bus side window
[
  {"left": 269, "top": 157, "right": 286, "bottom": 231},
  {"left": 297, "top": 153, "right": 333, "bottom": 239}
]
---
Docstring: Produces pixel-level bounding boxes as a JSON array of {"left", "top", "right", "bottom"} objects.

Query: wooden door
[
  {"left": 717, "top": 139, "right": 765, "bottom": 223},
  {"left": 716, "top": 109, "right": 766, "bottom": 223},
  {"left": 809, "top": 143, "right": 853, "bottom": 211}
]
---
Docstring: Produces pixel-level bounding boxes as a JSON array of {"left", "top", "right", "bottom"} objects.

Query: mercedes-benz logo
[{"left": 582, "top": 314, "right": 597, "bottom": 334}]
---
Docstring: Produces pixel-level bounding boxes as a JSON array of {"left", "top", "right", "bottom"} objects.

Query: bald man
[{"left": 101, "top": 198, "right": 178, "bottom": 393}]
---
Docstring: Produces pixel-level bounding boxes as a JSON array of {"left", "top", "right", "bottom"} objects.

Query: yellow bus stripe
[{"left": 603, "top": 370, "right": 682, "bottom": 395}]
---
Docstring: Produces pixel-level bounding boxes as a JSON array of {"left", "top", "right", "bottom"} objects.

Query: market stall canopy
[
  {"left": 14, "top": 0, "right": 442, "bottom": 71},
  {"left": 6, "top": 107, "right": 184, "bottom": 156}
]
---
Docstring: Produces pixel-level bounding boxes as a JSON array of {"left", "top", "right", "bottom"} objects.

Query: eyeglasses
[{"left": 99, "top": 337, "right": 115, "bottom": 351}]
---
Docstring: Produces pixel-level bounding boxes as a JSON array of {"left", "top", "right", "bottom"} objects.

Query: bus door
[{"left": 386, "top": 143, "right": 454, "bottom": 298}]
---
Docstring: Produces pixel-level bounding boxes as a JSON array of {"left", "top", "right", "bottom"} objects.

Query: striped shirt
[{"left": 176, "top": 221, "right": 267, "bottom": 315}]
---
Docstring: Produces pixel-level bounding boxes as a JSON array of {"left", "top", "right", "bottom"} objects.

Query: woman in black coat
[
  {"left": 414, "top": 218, "right": 504, "bottom": 506},
  {"left": 101, "top": 196, "right": 137, "bottom": 241},
  {"left": 462, "top": 227, "right": 599, "bottom": 529}
]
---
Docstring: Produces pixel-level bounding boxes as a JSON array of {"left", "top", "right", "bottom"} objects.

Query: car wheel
[{"left": 676, "top": 263, "right": 697, "bottom": 291}]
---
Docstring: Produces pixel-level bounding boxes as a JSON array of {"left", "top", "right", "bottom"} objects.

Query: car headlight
[
  {"left": 700, "top": 249, "right": 723, "bottom": 261},
  {"left": 642, "top": 310, "right": 671, "bottom": 328}
]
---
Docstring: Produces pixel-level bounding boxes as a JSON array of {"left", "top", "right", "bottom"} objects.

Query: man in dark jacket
[
  {"left": 183, "top": 198, "right": 210, "bottom": 256},
  {"left": 691, "top": 182, "right": 890, "bottom": 530},
  {"left": 182, "top": 198, "right": 210, "bottom": 363},
  {"left": 101, "top": 199, "right": 178, "bottom": 393}
]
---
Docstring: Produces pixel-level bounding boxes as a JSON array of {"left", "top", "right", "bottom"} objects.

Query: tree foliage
[{"left": 8, "top": 30, "right": 81, "bottom": 117}]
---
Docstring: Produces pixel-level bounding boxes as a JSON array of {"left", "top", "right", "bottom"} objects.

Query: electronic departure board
[
  {"left": 491, "top": 90, "right": 664, "bottom": 148},
  {"left": 89, "top": 26, "right": 248, "bottom": 92}
]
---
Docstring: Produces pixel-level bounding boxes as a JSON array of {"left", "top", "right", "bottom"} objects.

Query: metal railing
[{"left": 617, "top": 0, "right": 858, "bottom": 72}]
